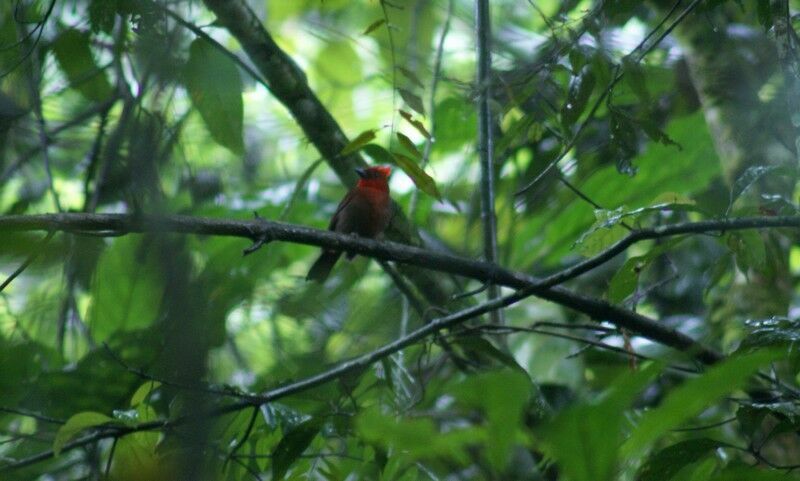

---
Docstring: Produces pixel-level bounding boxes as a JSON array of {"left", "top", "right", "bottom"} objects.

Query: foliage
[{"left": 1, "top": 0, "right": 800, "bottom": 480}]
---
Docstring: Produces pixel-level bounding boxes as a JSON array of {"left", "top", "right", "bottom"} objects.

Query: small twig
[
  {"left": 224, "top": 407, "right": 259, "bottom": 469},
  {"left": 450, "top": 282, "right": 488, "bottom": 301},
  {"left": 104, "top": 437, "right": 117, "bottom": 478},
  {"left": 0, "top": 406, "right": 64, "bottom": 425},
  {"left": 0, "top": 231, "right": 55, "bottom": 294},
  {"left": 102, "top": 343, "right": 259, "bottom": 402},
  {"left": 671, "top": 417, "right": 736, "bottom": 432},
  {"left": 242, "top": 212, "right": 273, "bottom": 256}
]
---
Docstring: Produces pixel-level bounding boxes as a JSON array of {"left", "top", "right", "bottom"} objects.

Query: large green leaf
[
  {"left": 184, "top": 38, "right": 244, "bottom": 155},
  {"left": 515, "top": 112, "right": 721, "bottom": 267},
  {"left": 88, "top": 237, "right": 164, "bottom": 341},
  {"left": 271, "top": 418, "right": 321, "bottom": 480},
  {"left": 51, "top": 29, "right": 113, "bottom": 102},
  {"left": 53, "top": 411, "right": 116, "bottom": 455},
  {"left": 539, "top": 363, "right": 662, "bottom": 481},
  {"left": 636, "top": 438, "right": 722, "bottom": 481},
  {"left": 623, "top": 349, "right": 783, "bottom": 457},
  {"left": 452, "top": 370, "right": 532, "bottom": 470},
  {"left": 356, "top": 407, "right": 484, "bottom": 464}
]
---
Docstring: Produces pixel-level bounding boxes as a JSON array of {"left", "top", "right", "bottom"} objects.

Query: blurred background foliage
[{"left": 1, "top": 0, "right": 800, "bottom": 479}]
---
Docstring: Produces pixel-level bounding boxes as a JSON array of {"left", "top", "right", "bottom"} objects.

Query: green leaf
[
  {"left": 362, "top": 18, "right": 386, "bottom": 35},
  {"left": 362, "top": 143, "right": 396, "bottom": 166},
  {"left": 340, "top": 129, "right": 378, "bottom": 156},
  {"left": 395, "top": 132, "right": 422, "bottom": 160},
  {"left": 88, "top": 237, "right": 164, "bottom": 341},
  {"left": 453, "top": 370, "right": 532, "bottom": 470},
  {"left": 398, "top": 88, "right": 425, "bottom": 116},
  {"left": 272, "top": 418, "right": 321, "bottom": 480},
  {"left": 540, "top": 363, "right": 662, "bottom": 481},
  {"left": 398, "top": 110, "right": 431, "bottom": 139},
  {"left": 433, "top": 97, "right": 477, "bottom": 153},
  {"left": 639, "top": 117, "right": 680, "bottom": 148},
  {"left": 392, "top": 152, "right": 441, "bottom": 200},
  {"left": 608, "top": 255, "right": 642, "bottom": 303},
  {"left": 574, "top": 208, "right": 630, "bottom": 257},
  {"left": 738, "top": 317, "right": 800, "bottom": 352},
  {"left": 185, "top": 38, "right": 244, "bottom": 155},
  {"left": 54, "top": 411, "right": 115, "bottom": 455},
  {"left": 397, "top": 66, "right": 424, "bottom": 89},
  {"left": 756, "top": 0, "right": 773, "bottom": 30},
  {"left": 726, "top": 230, "right": 767, "bottom": 273},
  {"left": 710, "top": 465, "right": 793, "bottom": 481},
  {"left": 636, "top": 438, "right": 722, "bottom": 481},
  {"left": 356, "top": 407, "right": 483, "bottom": 464},
  {"left": 610, "top": 110, "right": 639, "bottom": 175},
  {"left": 608, "top": 238, "right": 683, "bottom": 303},
  {"left": 622, "top": 56, "right": 649, "bottom": 105},
  {"left": 561, "top": 68, "right": 596, "bottom": 128},
  {"left": 575, "top": 223, "right": 627, "bottom": 257},
  {"left": 130, "top": 381, "right": 161, "bottom": 407},
  {"left": 623, "top": 350, "right": 784, "bottom": 457},
  {"left": 51, "top": 29, "right": 113, "bottom": 102}
]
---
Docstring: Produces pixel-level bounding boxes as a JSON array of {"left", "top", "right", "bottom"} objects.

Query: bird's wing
[{"left": 328, "top": 189, "right": 355, "bottom": 230}]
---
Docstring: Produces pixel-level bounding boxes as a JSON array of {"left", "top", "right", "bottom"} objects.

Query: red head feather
[{"left": 355, "top": 166, "right": 392, "bottom": 190}]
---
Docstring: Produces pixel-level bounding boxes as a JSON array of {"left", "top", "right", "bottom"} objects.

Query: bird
[{"left": 306, "top": 165, "right": 393, "bottom": 282}]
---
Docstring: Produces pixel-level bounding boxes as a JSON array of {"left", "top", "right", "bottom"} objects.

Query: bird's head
[{"left": 355, "top": 166, "right": 392, "bottom": 191}]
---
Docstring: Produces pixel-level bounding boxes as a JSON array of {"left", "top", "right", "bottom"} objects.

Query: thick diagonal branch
[{"left": 200, "top": 0, "right": 454, "bottom": 306}]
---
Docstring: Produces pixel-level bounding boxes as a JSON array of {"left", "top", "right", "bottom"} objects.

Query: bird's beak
[{"left": 355, "top": 167, "right": 367, "bottom": 179}]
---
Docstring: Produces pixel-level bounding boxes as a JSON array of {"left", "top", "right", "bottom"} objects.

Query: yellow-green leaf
[
  {"left": 398, "top": 66, "right": 424, "bottom": 89},
  {"left": 399, "top": 110, "right": 431, "bottom": 139},
  {"left": 362, "top": 18, "right": 385, "bottom": 35},
  {"left": 130, "top": 381, "right": 161, "bottom": 407},
  {"left": 398, "top": 88, "right": 425, "bottom": 116},
  {"left": 54, "top": 412, "right": 115, "bottom": 456},
  {"left": 396, "top": 132, "right": 422, "bottom": 160},
  {"left": 340, "top": 129, "right": 377, "bottom": 156},
  {"left": 393, "top": 152, "right": 441, "bottom": 200},
  {"left": 362, "top": 144, "right": 396, "bottom": 165}
]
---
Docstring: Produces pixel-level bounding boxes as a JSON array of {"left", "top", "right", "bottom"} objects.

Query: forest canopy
[{"left": 1, "top": 0, "right": 800, "bottom": 480}]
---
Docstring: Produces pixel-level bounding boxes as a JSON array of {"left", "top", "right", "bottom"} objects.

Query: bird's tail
[{"left": 306, "top": 250, "right": 342, "bottom": 282}]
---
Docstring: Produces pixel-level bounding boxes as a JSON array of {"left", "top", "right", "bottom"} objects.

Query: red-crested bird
[{"left": 306, "top": 166, "right": 393, "bottom": 282}]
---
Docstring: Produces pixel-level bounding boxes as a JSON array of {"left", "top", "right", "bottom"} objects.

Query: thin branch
[
  {"left": 0, "top": 406, "right": 64, "bottom": 425},
  {"left": 102, "top": 342, "right": 258, "bottom": 402},
  {"left": 17, "top": 6, "right": 62, "bottom": 212},
  {"left": 0, "top": 0, "right": 55, "bottom": 79},
  {"left": 475, "top": 0, "right": 502, "bottom": 324},
  {"left": 671, "top": 417, "right": 736, "bottom": 432},
  {"left": 104, "top": 437, "right": 117, "bottom": 478},
  {"left": 420, "top": 0, "right": 453, "bottom": 167},
  {"left": 465, "top": 323, "right": 699, "bottom": 374},
  {"left": 224, "top": 407, "right": 259, "bottom": 468}
]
